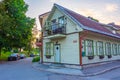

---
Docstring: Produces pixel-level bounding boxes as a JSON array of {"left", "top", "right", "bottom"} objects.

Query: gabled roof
[
  {"left": 39, "top": 11, "right": 51, "bottom": 17},
  {"left": 54, "top": 4, "right": 120, "bottom": 39},
  {"left": 107, "top": 23, "right": 120, "bottom": 30}
]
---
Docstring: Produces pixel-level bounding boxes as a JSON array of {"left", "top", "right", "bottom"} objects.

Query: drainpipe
[
  {"left": 79, "top": 30, "right": 88, "bottom": 67},
  {"left": 41, "top": 37, "right": 43, "bottom": 63}
]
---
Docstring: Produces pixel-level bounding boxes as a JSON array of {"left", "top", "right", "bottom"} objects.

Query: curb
[
  {"left": 32, "top": 63, "right": 120, "bottom": 77},
  {"left": 83, "top": 65, "right": 120, "bottom": 77}
]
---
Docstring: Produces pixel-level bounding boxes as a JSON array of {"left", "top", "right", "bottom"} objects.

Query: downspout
[
  {"left": 41, "top": 33, "right": 43, "bottom": 63},
  {"left": 79, "top": 35, "right": 83, "bottom": 66},
  {"left": 79, "top": 30, "right": 88, "bottom": 67}
]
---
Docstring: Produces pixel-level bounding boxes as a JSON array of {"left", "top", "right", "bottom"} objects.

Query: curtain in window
[
  {"left": 85, "top": 40, "right": 94, "bottom": 56},
  {"left": 118, "top": 45, "right": 120, "bottom": 55},
  {"left": 97, "top": 41, "right": 104, "bottom": 55},
  {"left": 46, "top": 42, "right": 54, "bottom": 55},
  {"left": 105, "top": 42, "right": 111, "bottom": 55},
  {"left": 112, "top": 44, "right": 117, "bottom": 55}
]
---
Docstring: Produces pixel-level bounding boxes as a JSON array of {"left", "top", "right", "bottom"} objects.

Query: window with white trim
[
  {"left": 105, "top": 42, "right": 111, "bottom": 55},
  {"left": 45, "top": 42, "right": 54, "bottom": 55},
  {"left": 85, "top": 39, "right": 94, "bottom": 56},
  {"left": 58, "top": 16, "right": 67, "bottom": 28},
  {"left": 97, "top": 41, "right": 104, "bottom": 55},
  {"left": 51, "top": 19, "right": 57, "bottom": 31},
  {"left": 112, "top": 44, "right": 117, "bottom": 55},
  {"left": 82, "top": 40, "right": 85, "bottom": 57},
  {"left": 118, "top": 45, "right": 120, "bottom": 55}
]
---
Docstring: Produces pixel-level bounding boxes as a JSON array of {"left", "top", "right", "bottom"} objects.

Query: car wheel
[
  {"left": 10, "top": 57, "right": 12, "bottom": 61},
  {"left": 15, "top": 57, "right": 17, "bottom": 60}
]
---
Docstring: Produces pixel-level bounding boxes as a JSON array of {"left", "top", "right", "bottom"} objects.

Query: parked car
[
  {"left": 30, "top": 53, "right": 34, "bottom": 57},
  {"left": 8, "top": 53, "right": 20, "bottom": 61},
  {"left": 20, "top": 54, "right": 26, "bottom": 59}
]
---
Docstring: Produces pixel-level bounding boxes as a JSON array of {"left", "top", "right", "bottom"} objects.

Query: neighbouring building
[
  {"left": 32, "top": 24, "right": 41, "bottom": 48},
  {"left": 38, "top": 12, "right": 50, "bottom": 62},
  {"left": 39, "top": 12, "right": 51, "bottom": 28},
  {"left": 40, "top": 4, "right": 120, "bottom": 68}
]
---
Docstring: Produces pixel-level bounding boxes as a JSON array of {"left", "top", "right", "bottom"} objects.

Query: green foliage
[
  {"left": 88, "top": 16, "right": 99, "bottom": 22},
  {"left": 0, "top": 51, "right": 11, "bottom": 61},
  {"left": 20, "top": 51, "right": 29, "bottom": 57},
  {"left": 32, "top": 56, "right": 40, "bottom": 62},
  {"left": 0, "top": 0, "right": 35, "bottom": 54},
  {"left": 32, "top": 48, "right": 40, "bottom": 55}
]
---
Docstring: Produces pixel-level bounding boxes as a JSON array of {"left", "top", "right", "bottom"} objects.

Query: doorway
[{"left": 54, "top": 44, "right": 61, "bottom": 63}]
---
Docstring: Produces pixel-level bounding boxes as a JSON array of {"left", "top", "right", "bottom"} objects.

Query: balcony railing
[{"left": 44, "top": 23, "right": 66, "bottom": 36}]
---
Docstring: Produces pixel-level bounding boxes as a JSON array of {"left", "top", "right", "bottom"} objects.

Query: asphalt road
[
  {"left": 0, "top": 58, "right": 85, "bottom": 80},
  {"left": 0, "top": 58, "right": 120, "bottom": 80}
]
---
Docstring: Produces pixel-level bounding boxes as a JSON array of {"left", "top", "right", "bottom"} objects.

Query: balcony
[{"left": 44, "top": 23, "right": 66, "bottom": 39}]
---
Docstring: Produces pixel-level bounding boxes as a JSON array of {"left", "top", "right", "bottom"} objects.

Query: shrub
[
  {"left": 32, "top": 56, "right": 40, "bottom": 62},
  {"left": 0, "top": 52, "right": 12, "bottom": 61}
]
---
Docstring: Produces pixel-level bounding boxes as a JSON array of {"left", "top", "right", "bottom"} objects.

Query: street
[
  {"left": 0, "top": 58, "right": 85, "bottom": 80},
  {"left": 0, "top": 58, "right": 120, "bottom": 80}
]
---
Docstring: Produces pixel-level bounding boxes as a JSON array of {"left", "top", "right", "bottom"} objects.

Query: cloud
[
  {"left": 75, "top": 8, "right": 103, "bottom": 20},
  {"left": 50, "top": 0, "right": 58, "bottom": 3},
  {"left": 74, "top": 8, "right": 120, "bottom": 25},
  {"left": 116, "top": 22, "right": 120, "bottom": 25},
  {"left": 105, "top": 4, "right": 118, "bottom": 12}
]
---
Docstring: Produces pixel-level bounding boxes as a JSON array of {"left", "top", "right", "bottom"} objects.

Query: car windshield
[{"left": 11, "top": 53, "right": 17, "bottom": 56}]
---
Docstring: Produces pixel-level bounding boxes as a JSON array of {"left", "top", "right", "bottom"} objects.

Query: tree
[
  {"left": 0, "top": 1, "right": 13, "bottom": 55},
  {"left": 88, "top": 16, "right": 99, "bottom": 22},
  {"left": 0, "top": 0, "right": 35, "bottom": 55}
]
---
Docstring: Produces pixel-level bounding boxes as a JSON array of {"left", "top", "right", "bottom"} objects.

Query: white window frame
[
  {"left": 112, "top": 44, "right": 117, "bottom": 55},
  {"left": 118, "top": 45, "right": 120, "bottom": 55},
  {"left": 45, "top": 42, "right": 54, "bottom": 56},
  {"left": 97, "top": 41, "right": 104, "bottom": 55},
  {"left": 85, "top": 39, "right": 94, "bottom": 56},
  {"left": 105, "top": 42, "right": 111, "bottom": 55}
]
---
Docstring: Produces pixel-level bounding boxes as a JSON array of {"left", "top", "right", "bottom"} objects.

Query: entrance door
[{"left": 54, "top": 44, "right": 61, "bottom": 63}]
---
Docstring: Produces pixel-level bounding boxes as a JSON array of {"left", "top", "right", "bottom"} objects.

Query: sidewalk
[{"left": 32, "top": 60, "right": 120, "bottom": 76}]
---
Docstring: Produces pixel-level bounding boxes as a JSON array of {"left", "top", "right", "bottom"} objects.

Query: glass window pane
[
  {"left": 46, "top": 42, "right": 54, "bottom": 55},
  {"left": 85, "top": 40, "right": 94, "bottom": 56}
]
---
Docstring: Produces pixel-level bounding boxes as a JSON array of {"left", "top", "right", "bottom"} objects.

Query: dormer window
[{"left": 112, "top": 30, "right": 116, "bottom": 34}]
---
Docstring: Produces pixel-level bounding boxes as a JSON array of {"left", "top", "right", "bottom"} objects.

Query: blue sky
[{"left": 24, "top": 0, "right": 120, "bottom": 29}]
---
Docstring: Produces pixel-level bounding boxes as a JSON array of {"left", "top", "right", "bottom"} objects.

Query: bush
[
  {"left": 0, "top": 52, "right": 12, "bottom": 61},
  {"left": 32, "top": 56, "right": 40, "bottom": 62}
]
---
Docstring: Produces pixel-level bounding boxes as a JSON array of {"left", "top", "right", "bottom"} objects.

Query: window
[
  {"left": 112, "top": 44, "right": 117, "bottom": 55},
  {"left": 51, "top": 19, "right": 57, "bottom": 31},
  {"left": 118, "top": 45, "right": 120, "bottom": 55},
  {"left": 82, "top": 40, "right": 85, "bottom": 57},
  {"left": 85, "top": 40, "right": 94, "bottom": 56},
  {"left": 45, "top": 42, "right": 54, "bottom": 55},
  {"left": 97, "top": 41, "right": 104, "bottom": 55},
  {"left": 45, "top": 21, "right": 51, "bottom": 30},
  {"left": 105, "top": 42, "right": 111, "bottom": 55},
  {"left": 58, "top": 16, "right": 66, "bottom": 27}
]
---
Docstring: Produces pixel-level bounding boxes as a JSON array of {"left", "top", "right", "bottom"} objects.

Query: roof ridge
[
  {"left": 54, "top": 3, "right": 101, "bottom": 25},
  {"left": 53, "top": 3, "right": 120, "bottom": 39}
]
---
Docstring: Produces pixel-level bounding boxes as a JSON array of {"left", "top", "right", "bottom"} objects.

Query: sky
[{"left": 24, "top": 0, "right": 120, "bottom": 30}]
